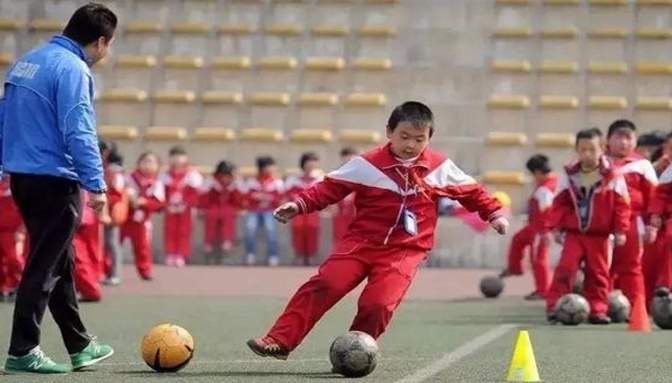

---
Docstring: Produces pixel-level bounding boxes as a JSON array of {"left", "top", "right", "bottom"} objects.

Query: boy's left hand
[
  {"left": 490, "top": 217, "right": 509, "bottom": 235},
  {"left": 614, "top": 233, "right": 627, "bottom": 246}
]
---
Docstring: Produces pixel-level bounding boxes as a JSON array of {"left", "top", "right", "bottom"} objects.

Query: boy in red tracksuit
[
  {"left": 285, "top": 152, "right": 323, "bottom": 266},
  {"left": 0, "top": 175, "right": 25, "bottom": 300},
  {"left": 199, "top": 160, "right": 241, "bottom": 264},
  {"left": 647, "top": 161, "right": 672, "bottom": 307},
  {"left": 606, "top": 120, "right": 658, "bottom": 309},
  {"left": 74, "top": 191, "right": 106, "bottom": 302},
  {"left": 120, "top": 152, "right": 165, "bottom": 280},
  {"left": 243, "top": 156, "right": 284, "bottom": 267},
  {"left": 247, "top": 101, "right": 509, "bottom": 360},
  {"left": 160, "top": 146, "right": 203, "bottom": 267},
  {"left": 546, "top": 128, "right": 631, "bottom": 325},
  {"left": 332, "top": 147, "right": 358, "bottom": 244},
  {"left": 500, "top": 154, "right": 557, "bottom": 300}
]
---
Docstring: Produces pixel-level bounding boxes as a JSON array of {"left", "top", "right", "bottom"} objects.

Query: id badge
[{"left": 402, "top": 208, "right": 418, "bottom": 236}]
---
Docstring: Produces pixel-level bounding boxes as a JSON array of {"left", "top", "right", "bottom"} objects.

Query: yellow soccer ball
[{"left": 140, "top": 324, "right": 195, "bottom": 373}]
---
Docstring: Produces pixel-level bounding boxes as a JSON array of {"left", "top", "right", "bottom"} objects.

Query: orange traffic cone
[{"left": 628, "top": 293, "right": 651, "bottom": 332}]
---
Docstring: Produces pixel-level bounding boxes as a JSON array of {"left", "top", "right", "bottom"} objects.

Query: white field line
[{"left": 100, "top": 356, "right": 430, "bottom": 367}]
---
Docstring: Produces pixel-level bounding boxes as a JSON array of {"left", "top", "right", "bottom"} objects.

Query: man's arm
[{"left": 56, "top": 66, "right": 106, "bottom": 193}]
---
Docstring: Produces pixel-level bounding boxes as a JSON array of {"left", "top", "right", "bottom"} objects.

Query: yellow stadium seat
[
  {"left": 153, "top": 91, "right": 197, "bottom": 104},
  {"left": 539, "top": 60, "right": 579, "bottom": 74},
  {"left": 194, "top": 166, "right": 215, "bottom": 176},
  {"left": 543, "top": 0, "right": 580, "bottom": 4},
  {"left": 28, "top": 19, "right": 66, "bottom": 32},
  {"left": 290, "top": 129, "right": 334, "bottom": 143},
  {"left": 265, "top": 24, "right": 304, "bottom": 36},
  {"left": 217, "top": 24, "right": 257, "bottom": 35},
  {"left": 238, "top": 166, "right": 258, "bottom": 179},
  {"left": 171, "top": 22, "right": 211, "bottom": 35},
  {"left": 587, "top": 61, "right": 628, "bottom": 74},
  {"left": 115, "top": 55, "right": 158, "bottom": 68},
  {"left": 589, "top": 0, "right": 627, "bottom": 5},
  {"left": 541, "top": 26, "right": 579, "bottom": 39},
  {"left": 96, "top": 89, "right": 151, "bottom": 127},
  {"left": 152, "top": 91, "right": 198, "bottom": 127},
  {"left": 125, "top": 21, "right": 163, "bottom": 34},
  {"left": 210, "top": 56, "right": 252, "bottom": 70},
  {"left": 163, "top": 55, "right": 204, "bottom": 69},
  {"left": 97, "top": 126, "right": 140, "bottom": 141},
  {"left": 343, "top": 93, "right": 387, "bottom": 107},
  {"left": 257, "top": 56, "right": 298, "bottom": 70},
  {"left": 304, "top": 57, "right": 345, "bottom": 71},
  {"left": 99, "top": 89, "right": 149, "bottom": 103},
  {"left": 637, "top": 62, "right": 672, "bottom": 74},
  {"left": 493, "top": 27, "right": 533, "bottom": 38},
  {"left": 201, "top": 91, "right": 244, "bottom": 105},
  {"left": 535, "top": 133, "right": 575, "bottom": 147},
  {"left": 339, "top": 130, "right": 382, "bottom": 144},
  {"left": 491, "top": 59, "right": 532, "bottom": 73},
  {"left": 487, "top": 95, "right": 531, "bottom": 109},
  {"left": 357, "top": 26, "right": 397, "bottom": 37},
  {"left": 145, "top": 127, "right": 189, "bottom": 141},
  {"left": 0, "top": 52, "right": 14, "bottom": 66},
  {"left": 351, "top": 58, "right": 393, "bottom": 71},
  {"left": 312, "top": 26, "right": 350, "bottom": 37},
  {"left": 0, "top": 18, "right": 23, "bottom": 30},
  {"left": 495, "top": 0, "right": 531, "bottom": 4},
  {"left": 296, "top": 93, "right": 339, "bottom": 107},
  {"left": 295, "top": 93, "right": 339, "bottom": 129},
  {"left": 192, "top": 128, "right": 237, "bottom": 142},
  {"left": 638, "top": 0, "right": 672, "bottom": 4},
  {"left": 240, "top": 128, "right": 284, "bottom": 142},
  {"left": 485, "top": 132, "right": 528, "bottom": 146},
  {"left": 363, "top": 0, "right": 399, "bottom": 3},
  {"left": 539, "top": 95, "right": 580, "bottom": 109},
  {"left": 482, "top": 172, "right": 526, "bottom": 185},
  {"left": 588, "top": 96, "right": 628, "bottom": 109},
  {"left": 636, "top": 97, "right": 672, "bottom": 110},
  {"left": 248, "top": 92, "right": 291, "bottom": 106},
  {"left": 636, "top": 28, "right": 672, "bottom": 39}
]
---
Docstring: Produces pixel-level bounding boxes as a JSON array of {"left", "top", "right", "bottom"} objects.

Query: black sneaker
[
  {"left": 547, "top": 311, "right": 559, "bottom": 324},
  {"left": 588, "top": 315, "right": 611, "bottom": 325},
  {"left": 498, "top": 269, "right": 512, "bottom": 278},
  {"left": 655, "top": 286, "right": 670, "bottom": 298},
  {"left": 524, "top": 291, "right": 544, "bottom": 301}
]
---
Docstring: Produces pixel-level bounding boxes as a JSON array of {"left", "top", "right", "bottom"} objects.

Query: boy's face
[
  {"left": 607, "top": 128, "right": 636, "bottom": 158},
  {"left": 260, "top": 164, "right": 276, "bottom": 175},
  {"left": 169, "top": 154, "right": 188, "bottom": 171},
  {"left": 530, "top": 170, "right": 546, "bottom": 183},
  {"left": 139, "top": 155, "right": 159, "bottom": 175},
  {"left": 303, "top": 159, "right": 319, "bottom": 173},
  {"left": 387, "top": 122, "right": 431, "bottom": 160},
  {"left": 576, "top": 137, "right": 603, "bottom": 169},
  {"left": 663, "top": 139, "right": 672, "bottom": 157},
  {"left": 216, "top": 173, "right": 234, "bottom": 184}
]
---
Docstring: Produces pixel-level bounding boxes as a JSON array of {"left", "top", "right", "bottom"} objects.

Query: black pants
[{"left": 8, "top": 173, "right": 90, "bottom": 356}]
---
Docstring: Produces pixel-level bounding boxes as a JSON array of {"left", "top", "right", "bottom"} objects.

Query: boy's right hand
[{"left": 273, "top": 202, "right": 299, "bottom": 223}]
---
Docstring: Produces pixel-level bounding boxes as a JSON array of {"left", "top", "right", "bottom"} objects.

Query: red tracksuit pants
[
  {"left": 204, "top": 207, "right": 237, "bottom": 249},
  {"left": 506, "top": 224, "right": 551, "bottom": 295},
  {"left": 164, "top": 211, "right": 192, "bottom": 258},
  {"left": 266, "top": 237, "right": 426, "bottom": 351},
  {"left": 120, "top": 221, "right": 153, "bottom": 279},
  {"left": 642, "top": 230, "right": 672, "bottom": 311},
  {"left": 73, "top": 223, "right": 102, "bottom": 300},
  {"left": 610, "top": 217, "right": 645, "bottom": 307},
  {"left": 0, "top": 230, "right": 24, "bottom": 292},
  {"left": 291, "top": 213, "right": 320, "bottom": 257},
  {"left": 546, "top": 232, "right": 611, "bottom": 316}
]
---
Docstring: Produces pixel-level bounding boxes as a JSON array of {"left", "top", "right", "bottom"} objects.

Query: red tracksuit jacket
[
  {"left": 294, "top": 143, "right": 503, "bottom": 252},
  {"left": 243, "top": 174, "right": 285, "bottom": 212},
  {"left": 612, "top": 153, "right": 657, "bottom": 223},
  {"left": 548, "top": 157, "right": 631, "bottom": 235},
  {"left": 528, "top": 174, "right": 558, "bottom": 234},
  {"left": 126, "top": 171, "right": 165, "bottom": 223},
  {"left": 160, "top": 168, "right": 203, "bottom": 214},
  {"left": 650, "top": 163, "right": 672, "bottom": 227},
  {"left": 285, "top": 172, "right": 323, "bottom": 226}
]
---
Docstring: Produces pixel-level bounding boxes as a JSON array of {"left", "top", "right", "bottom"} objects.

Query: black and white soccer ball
[
  {"left": 607, "top": 290, "right": 631, "bottom": 323},
  {"left": 329, "top": 331, "right": 379, "bottom": 378},
  {"left": 652, "top": 287, "right": 672, "bottom": 330},
  {"left": 479, "top": 275, "right": 504, "bottom": 298},
  {"left": 554, "top": 293, "right": 590, "bottom": 325}
]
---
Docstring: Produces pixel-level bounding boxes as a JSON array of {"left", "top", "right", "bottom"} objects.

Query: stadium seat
[
  {"left": 118, "top": 21, "right": 163, "bottom": 56},
  {"left": 0, "top": 18, "right": 21, "bottom": 56},
  {"left": 0, "top": 51, "right": 13, "bottom": 74},
  {"left": 189, "top": 127, "right": 237, "bottom": 166},
  {"left": 587, "top": 61, "right": 630, "bottom": 97},
  {"left": 239, "top": 128, "right": 285, "bottom": 167},
  {"left": 349, "top": 58, "right": 393, "bottom": 94},
  {"left": 199, "top": 91, "right": 243, "bottom": 129},
  {"left": 538, "top": 61, "right": 581, "bottom": 96},
  {"left": 215, "top": 24, "right": 256, "bottom": 58},
  {"left": 340, "top": 93, "right": 388, "bottom": 131},
  {"left": 587, "top": 96, "right": 629, "bottom": 127},
  {"left": 192, "top": 127, "right": 236, "bottom": 142},
  {"left": 96, "top": 89, "right": 150, "bottom": 127},
  {"left": 249, "top": 92, "right": 292, "bottom": 131},
  {"left": 290, "top": 129, "right": 333, "bottom": 143},
  {"left": 151, "top": 90, "right": 199, "bottom": 128},
  {"left": 585, "top": 26, "right": 629, "bottom": 63},
  {"left": 482, "top": 171, "right": 528, "bottom": 214},
  {"left": 541, "top": 27, "right": 580, "bottom": 63},
  {"left": 105, "top": 55, "right": 157, "bottom": 92},
  {"left": 209, "top": 56, "right": 251, "bottom": 93},
  {"left": 339, "top": 129, "right": 381, "bottom": 144},
  {"left": 492, "top": 27, "right": 535, "bottom": 61},
  {"left": 636, "top": 62, "right": 672, "bottom": 98},
  {"left": 487, "top": 95, "right": 530, "bottom": 133},
  {"left": 167, "top": 22, "right": 211, "bottom": 58},
  {"left": 295, "top": 93, "right": 339, "bottom": 130},
  {"left": 483, "top": 132, "right": 529, "bottom": 172},
  {"left": 535, "top": 133, "right": 575, "bottom": 171},
  {"left": 263, "top": 23, "right": 304, "bottom": 58},
  {"left": 635, "top": 97, "right": 672, "bottom": 131},
  {"left": 24, "top": 19, "right": 65, "bottom": 52},
  {"left": 302, "top": 57, "right": 345, "bottom": 93},
  {"left": 531, "top": 95, "right": 581, "bottom": 135},
  {"left": 489, "top": 59, "right": 533, "bottom": 96},
  {"left": 254, "top": 56, "right": 299, "bottom": 93},
  {"left": 157, "top": 55, "right": 204, "bottom": 92},
  {"left": 145, "top": 126, "right": 189, "bottom": 141}
]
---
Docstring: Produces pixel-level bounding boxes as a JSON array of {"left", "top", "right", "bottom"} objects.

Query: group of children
[{"left": 502, "top": 119, "right": 672, "bottom": 324}]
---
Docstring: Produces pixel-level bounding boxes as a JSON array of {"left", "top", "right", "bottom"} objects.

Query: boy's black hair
[
  {"left": 214, "top": 160, "right": 236, "bottom": 175},
  {"left": 137, "top": 151, "right": 158, "bottom": 165},
  {"left": 525, "top": 154, "right": 551, "bottom": 174},
  {"left": 108, "top": 150, "right": 123, "bottom": 166},
  {"left": 637, "top": 133, "right": 665, "bottom": 148},
  {"left": 300, "top": 152, "right": 319, "bottom": 169},
  {"left": 63, "top": 3, "right": 117, "bottom": 46},
  {"left": 340, "top": 147, "right": 358, "bottom": 157},
  {"left": 168, "top": 146, "right": 187, "bottom": 157},
  {"left": 256, "top": 155, "right": 276, "bottom": 170},
  {"left": 387, "top": 101, "right": 434, "bottom": 137},
  {"left": 607, "top": 119, "right": 636, "bottom": 137},
  {"left": 576, "top": 127, "right": 603, "bottom": 145},
  {"left": 651, "top": 147, "right": 664, "bottom": 163}
]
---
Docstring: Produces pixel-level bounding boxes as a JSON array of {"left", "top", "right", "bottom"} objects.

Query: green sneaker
[
  {"left": 70, "top": 340, "right": 114, "bottom": 371},
  {"left": 3, "top": 347, "right": 70, "bottom": 374}
]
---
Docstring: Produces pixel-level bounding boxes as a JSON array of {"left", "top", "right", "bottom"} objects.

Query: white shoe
[
  {"left": 174, "top": 257, "right": 185, "bottom": 267},
  {"left": 245, "top": 254, "right": 256, "bottom": 266},
  {"left": 268, "top": 256, "right": 280, "bottom": 267}
]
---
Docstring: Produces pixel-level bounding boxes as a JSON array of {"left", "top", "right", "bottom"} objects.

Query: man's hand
[
  {"left": 88, "top": 192, "right": 107, "bottom": 215},
  {"left": 614, "top": 233, "right": 627, "bottom": 246},
  {"left": 490, "top": 217, "right": 509, "bottom": 235},
  {"left": 273, "top": 202, "right": 300, "bottom": 224}
]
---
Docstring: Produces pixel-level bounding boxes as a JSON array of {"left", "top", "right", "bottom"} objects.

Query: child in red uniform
[
  {"left": 247, "top": 101, "right": 508, "bottom": 360},
  {"left": 546, "top": 128, "right": 631, "bottom": 324},
  {"left": 243, "top": 156, "right": 284, "bottom": 267},
  {"left": 120, "top": 152, "right": 165, "bottom": 280},
  {"left": 199, "top": 160, "right": 241, "bottom": 264},
  {"left": 73, "top": 191, "right": 106, "bottom": 302},
  {"left": 160, "top": 146, "right": 203, "bottom": 267},
  {"left": 332, "top": 147, "right": 358, "bottom": 244},
  {"left": 606, "top": 120, "right": 658, "bottom": 310},
  {"left": 501, "top": 154, "right": 557, "bottom": 300},
  {"left": 102, "top": 149, "right": 128, "bottom": 286},
  {"left": 286, "top": 152, "right": 323, "bottom": 266},
  {"left": 0, "top": 175, "right": 25, "bottom": 301}
]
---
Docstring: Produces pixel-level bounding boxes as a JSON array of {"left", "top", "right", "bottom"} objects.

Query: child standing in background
[
  {"left": 285, "top": 152, "right": 323, "bottom": 266},
  {"left": 243, "top": 156, "right": 284, "bottom": 266},
  {"left": 120, "top": 152, "right": 165, "bottom": 280},
  {"left": 199, "top": 160, "right": 242, "bottom": 264},
  {"left": 0, "top": 175, "right": 25, "bottom": 301},
  {"left": 332, "top": 147, "right": 358, "bottom": 244},
  {"left": 160, "top": 146, "right": 203, "bottom": 267},
  {"left": 102, "top": 149, "right": 128, "bottom": 286}
]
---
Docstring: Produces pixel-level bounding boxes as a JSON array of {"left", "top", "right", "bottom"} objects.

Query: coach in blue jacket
[{"left": 0, "top": 3, "right": 116, "bottom": 374}]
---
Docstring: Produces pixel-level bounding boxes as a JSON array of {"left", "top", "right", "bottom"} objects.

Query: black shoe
[
  {"left": 524, "top": 291, "right": 544, "bottom": 301},
  {"left": 547, "top": 311, "right": 558, "bottom": 324},
  {"left": 655, "top": 286, "right": 670, "bottom": 298},
  {"left": 498, "top": 269, "right": 511, "bottom": 278},
  {"left": 588, "top": 315, "right": 611, "bottom": 325}
]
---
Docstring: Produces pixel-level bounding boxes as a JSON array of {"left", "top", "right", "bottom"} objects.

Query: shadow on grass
[{"left": 117, "top": 370, "right": 345, "bottom": 379}]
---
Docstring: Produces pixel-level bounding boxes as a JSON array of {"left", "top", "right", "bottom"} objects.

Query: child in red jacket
[
  {"left": 199, "top": 160, "right": 242, "bottom": 264},
  {"left": 285, "top": 152, "right": 323, "bottom": 266},
  {"left": 546, "top": 128, "right": 631, "bottom": 325},
  {"left": 0, "top": 175, "right": 25, "bottom": 301},
  {"left": 247, "top": 101, "right": 508, "bottom": 360},
  {"left": 332, "top": 147, "right": 358, "bottom": 244}
]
